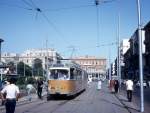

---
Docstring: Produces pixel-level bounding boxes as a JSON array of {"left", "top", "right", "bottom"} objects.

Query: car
[{"left": 136, "top": 81, "right": 147, "bottom": 88}]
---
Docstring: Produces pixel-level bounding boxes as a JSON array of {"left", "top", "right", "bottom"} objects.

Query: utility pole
[
  {"left": 16, "top": 62, "right": 18, "bottom": 75},
  {"left": 117, "top": 13, "right": 121, "bottom": 86},
  {"left": 108, "top": 45, "right": 111, "bottom": 80},
  {"left": 0, "top": 38, "right": 4, "bottom": 82},
  {"left": 137, "top": 0, "right": 144, "bottom": 112},
  {"left": 46, "top": 39, "right": 48, "bottom": 80},
  {"left": 24, "top": 63, "right": 25, "bottom": 77}
]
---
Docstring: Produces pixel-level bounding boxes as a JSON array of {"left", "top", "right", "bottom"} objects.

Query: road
[{"left": 1, "top": 82, "right": 148, "bottom": 113}]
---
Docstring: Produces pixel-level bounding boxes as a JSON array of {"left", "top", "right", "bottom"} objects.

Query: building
[
  {"left": 72, "top": 56, "right": 106, "bottom": 81},
  {"left": 144, "top": 21, "right": 150, "bottom": 80},
  {"left": 2, "top": 52, "right": 20, "bottom": 63},
  {"left": 124, "top": 29, "right": 145, "bottom": 80},
  {"left": 20, "top": 48, "right": 62, "bottom": 69},
  {"left": 120, "top": 39, "right": 130, "bottom": 79},
  {"left": 1, "top": 49, "right": 62, "bottom": 74}
]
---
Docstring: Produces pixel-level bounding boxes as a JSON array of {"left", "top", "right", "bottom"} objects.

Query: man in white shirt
[
  {"left": 126, "top": 79, "right": 133, "bottom": 102},
  {"left": 0, "top": 78, "right": 20, "bottom": 113}
]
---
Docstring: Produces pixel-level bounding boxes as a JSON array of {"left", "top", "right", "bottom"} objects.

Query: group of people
[
  {"left": 26, "top": 78, "right": 44, "bottom": 100},
  {"left": 109, "top": 79, "right": 134, "bottom": 102},
  {"left": 0, "top": 78, "right": 44, "bottom": 113},
  {"left": 109, "top": 79, "right": 120, "bottom": 93}
]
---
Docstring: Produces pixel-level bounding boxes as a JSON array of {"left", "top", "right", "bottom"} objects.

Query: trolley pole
[{"left": 137, "top": 0, "right": 144, "bottom": 112}]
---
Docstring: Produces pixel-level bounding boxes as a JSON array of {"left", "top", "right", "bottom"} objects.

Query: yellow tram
[{"left": 47, "top": 60, "right": 87, "bottom": 98}]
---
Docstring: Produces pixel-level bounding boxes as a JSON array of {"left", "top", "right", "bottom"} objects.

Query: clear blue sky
[{"left": 0, "top": 0, "right": 150, "bottom": 63}]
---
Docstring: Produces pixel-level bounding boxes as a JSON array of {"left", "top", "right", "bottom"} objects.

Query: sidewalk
[
  {"left": 0, "top": 90, "right": 47, "bottom": 111},
  {"left": 0, "top": 93, "right": 38, "bottom": 110},
  {"left": 116, "top": 85, "right": 150, "bottom": 113},
  {"left": 97, "top": 83, "right": 142, "bottom": 113}
]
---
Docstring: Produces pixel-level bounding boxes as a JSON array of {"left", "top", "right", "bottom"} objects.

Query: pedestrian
[
  {"left": 1, "top": 81, "right": 10, "bottom": 105},
  {"left": 109, "top": 79, "right": 115, "bottom": 93},
  {"left": 37, "top": 78, "right": 43, "bottom": 99},
  {"left": 126, "top": 79, "right": 133, "bottom": 102},
  {"left": 26, "top": 82, "right": 36, "bottom": 101},
  {"left": 88, "top": 77, "right": 92, "bottom": 86},
  {"left": 97, "top": 80, "right": 102, "bottom": 90},
  {"left": 0, "top": 78, "right": 20, "bottom": 113},
  {"left": 114, "top": 80, "right": 119, "bottom": 93}
]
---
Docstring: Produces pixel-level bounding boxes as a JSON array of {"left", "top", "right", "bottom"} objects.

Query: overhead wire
[
  {"left": 2, "top": 0, "right": 118, "bottom": 58},
  {"left": 21, "top": 0, "right": 69, "bottom": 44},
  {"left": 0, "top": 2, "right": 32, "bottom": 10},
  {"left": 22, "top": 0, "right": 34, "bottom": 8},
  {"left": 43, "top": 4, "right": 95, "bottom": 12}
]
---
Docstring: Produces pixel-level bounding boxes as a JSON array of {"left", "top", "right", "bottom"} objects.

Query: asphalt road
[{"left": 1, "top": 82, "right": 148, "bottom": 113}]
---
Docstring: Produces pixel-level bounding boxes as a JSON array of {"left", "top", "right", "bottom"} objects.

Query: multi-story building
[
  {"left": 124, "top": 29, "right": 145, "bottom": 80},
  {"left": 72, "top": 56, "right": 106, "bottom": 81},
  {"left": 2, "top": 49, "right": 62, "bottom": 70},
  {"left": 144, "top": 21, "right": 150, "bottom": 80},
  {"left": 20, "top": 48, "right": 62, "bottom": 69},
  {"left": 2, "top": 52, "right": 20, "bottom": 63},
  {"left": 120, "top": 39, "right": 130, "bottom": 79}
]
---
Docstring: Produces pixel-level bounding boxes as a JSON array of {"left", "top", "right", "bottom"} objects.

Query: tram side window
[
  {"left": 70, "top": 68, "right": 75, "bottom": 79},
  {"left": 76, "top": 70, "right": 82, "bottom": 80}
]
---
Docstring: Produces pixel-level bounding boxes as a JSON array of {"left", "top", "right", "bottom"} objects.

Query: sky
[{"left": 0, "top": 0, "right": 150, "bottom": 63}]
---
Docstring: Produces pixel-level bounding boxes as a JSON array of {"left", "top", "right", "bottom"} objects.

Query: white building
[
  {"left": 2, "top": 52, "right": 20, "bottom": 63},
  {"left": 20, "top": 48, "right": 62, "bottom": 69},
  {"left": 120, "top": 39, "right": 130, "bottom": 66},
  {"left": 2, "top": 48, "right": 62, "bottom": 69}
]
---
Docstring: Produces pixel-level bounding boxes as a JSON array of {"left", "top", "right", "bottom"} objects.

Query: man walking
[
  {"left": 0, "top": 78, "right": 20, "bottom": 113},
  {"left": 37, "top": 78, "right": 43, "bottom": 99},
  {"left": 126, "top": 79, "right": 133, "bottom": 102},
  {"left": 26, "top": 82, "right": 36, "bottom": 101},
  {"left": 114, "top": 80, "right": 119, "bottom": 93}
]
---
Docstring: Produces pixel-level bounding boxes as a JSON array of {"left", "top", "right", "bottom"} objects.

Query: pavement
[
  {"left": 0, "top": 89, "right": 47, "bottom": 111},
  {"left": 0, "top": 82, "right": 149, "bottom": 113}
]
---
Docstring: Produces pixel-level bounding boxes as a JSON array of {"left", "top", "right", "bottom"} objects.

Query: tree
[
  {"left": 33, "top": 58, "right": 43, "bottom": 76},
  {"left": 17, "top": 62, "right": 32, "bottom": 77}
]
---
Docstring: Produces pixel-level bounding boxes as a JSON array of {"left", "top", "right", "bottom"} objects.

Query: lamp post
[
  {"left": 0, "top": 38, "right": 4, "bottom": 82},
  {"left": 137, "top": 0, "right": 144, "bottom": 112}
]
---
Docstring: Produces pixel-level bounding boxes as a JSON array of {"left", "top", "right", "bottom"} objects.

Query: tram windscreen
[{"left": 50, "top": 69, "right": 69, "bottom": 80}]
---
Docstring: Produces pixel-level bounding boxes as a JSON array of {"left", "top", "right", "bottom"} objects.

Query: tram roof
[{"left": 50, "top": 60, "right": 81, "bottom": 69}]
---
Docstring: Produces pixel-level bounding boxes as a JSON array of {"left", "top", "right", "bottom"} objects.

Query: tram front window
[
  {"left": 50, "top": 70, "right": 58, "bottom": 79},
  {"left": 50, "top": 69, "right": 69, "bottom": 80}
]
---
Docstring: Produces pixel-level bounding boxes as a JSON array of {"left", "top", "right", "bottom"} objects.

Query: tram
[{"left": 47, "top": 60, "right": 87, "bottom": 98}]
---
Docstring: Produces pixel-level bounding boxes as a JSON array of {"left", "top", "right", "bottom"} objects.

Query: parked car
[{"left": 136, "top": 81, "right": 147, "bottom": 88}]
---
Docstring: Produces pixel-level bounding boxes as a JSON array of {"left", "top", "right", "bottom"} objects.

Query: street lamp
[{"left": 136, "top": 0, "right": 144, "bottom": 112}]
